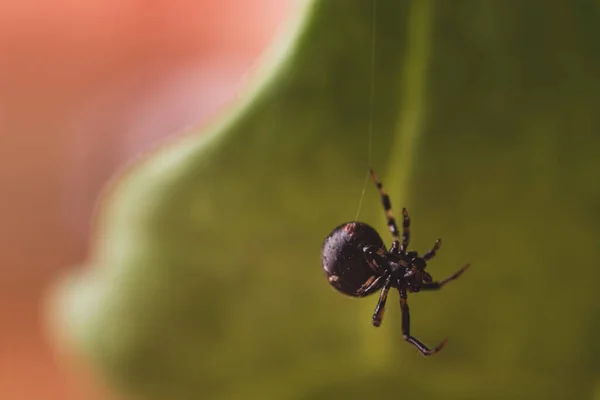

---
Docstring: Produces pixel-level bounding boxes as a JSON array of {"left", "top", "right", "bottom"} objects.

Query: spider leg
[
  {"left": 420, "top": 263, "right": 470, "bottom": 290},
  {"left": 372, "top": 274, "right": 393, "bottom": 327},
  {"left": 399, "top": 288, "right": 447, "bottom": 356},
  {"left": 423, "top": 239, "right": 441, "bottom": 261},
  {"left": 357, "top": 273, "right": 385, "bottom": 297},
  {"left": 400, "top": 208, "right": 411, "bottom": 254},
  {"left": 369, "top": 168, "right": 400, "bottom": 251}
]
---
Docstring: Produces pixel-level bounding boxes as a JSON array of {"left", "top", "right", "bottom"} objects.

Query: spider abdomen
[{"left": 322, "top": 222, "right": 386, "bottom": 297}]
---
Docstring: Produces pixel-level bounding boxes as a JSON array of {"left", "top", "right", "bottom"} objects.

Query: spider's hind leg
[{"left": 372, "top": 274, "right": 393, "bottom": 327}]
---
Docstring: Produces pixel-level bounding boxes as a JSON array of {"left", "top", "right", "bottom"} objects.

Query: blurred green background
[{"left": 51, "top": 0, "right": 600, "bottom": 399}]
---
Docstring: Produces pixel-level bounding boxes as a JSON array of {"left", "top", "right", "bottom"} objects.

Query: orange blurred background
[{"left": 0, "top": 1, "right": 291, "bottom": 398}]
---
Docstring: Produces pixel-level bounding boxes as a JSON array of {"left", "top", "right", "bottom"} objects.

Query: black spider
[{"left": 321, "top": 168, "right": 470, "bottom": 356}]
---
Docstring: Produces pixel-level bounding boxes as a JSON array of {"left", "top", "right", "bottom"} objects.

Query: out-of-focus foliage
[{"left": 49, "top": 0, "right": 600, "bottom": 399}]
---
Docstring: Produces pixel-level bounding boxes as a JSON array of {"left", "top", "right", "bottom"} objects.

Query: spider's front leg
[
  {"left": 369, "top": 168, "right": 401, "bottom": 252},
  {"left": 423, "top": 239, "right": 441, "bottom": 261},
  {"left": 399, "top": 208, "right": 410, "bottom": 254},
  {"left": 399, "top": 287, "right": 447, "bottom": 356},
  {"left": 420, "top": 263, "right": 470, "bottom": 290}
]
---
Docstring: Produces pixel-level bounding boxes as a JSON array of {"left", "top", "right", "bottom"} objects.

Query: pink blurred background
[{"left": 0, "top": 1, "right": 292, "bottom": 398}]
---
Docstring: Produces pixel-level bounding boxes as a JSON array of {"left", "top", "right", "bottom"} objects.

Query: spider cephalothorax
[{"left": 322, "top": 169, "right": 470, "bottom": 356}]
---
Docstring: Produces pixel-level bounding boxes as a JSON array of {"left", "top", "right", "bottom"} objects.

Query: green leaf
[{"left": 48, "top": 0, "right": 600, "bottom": 399}]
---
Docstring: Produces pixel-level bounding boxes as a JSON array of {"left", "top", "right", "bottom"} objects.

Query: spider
[{"left": 321, "top": 168, "right": 470, "bottom": 356}]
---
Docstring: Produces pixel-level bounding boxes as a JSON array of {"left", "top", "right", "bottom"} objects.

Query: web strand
[{"left": 354, "top": 0, "right": 377, "bottom": 222}]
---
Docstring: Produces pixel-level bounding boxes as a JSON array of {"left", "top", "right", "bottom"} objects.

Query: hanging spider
[{"left": 321, "top": 168, "right": 470, "bottom": 356}]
